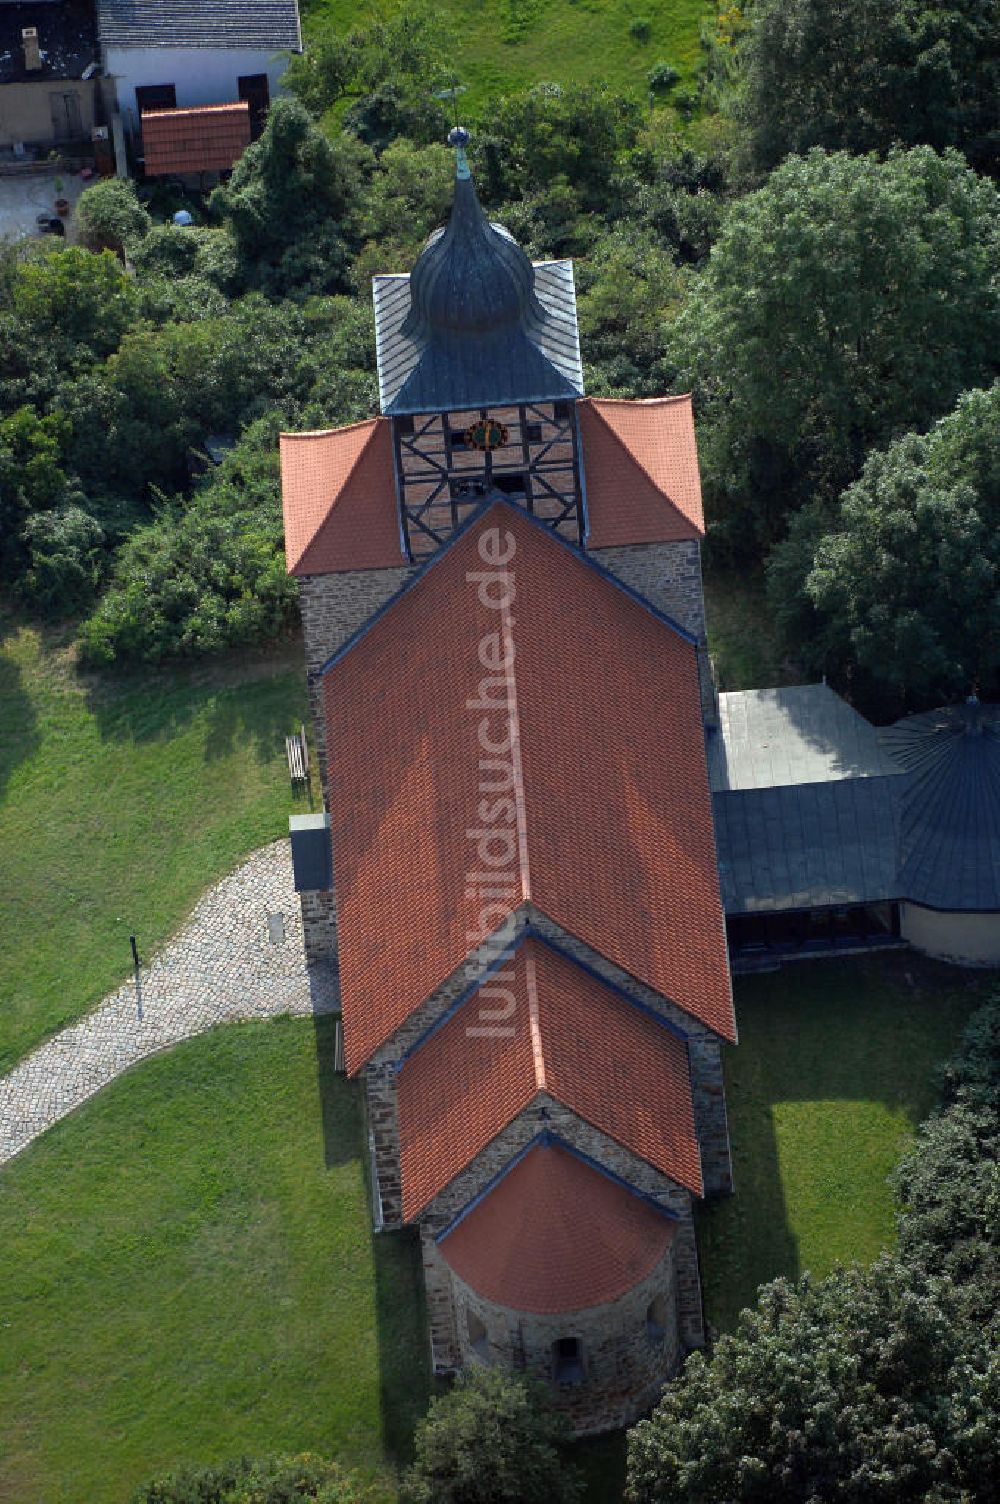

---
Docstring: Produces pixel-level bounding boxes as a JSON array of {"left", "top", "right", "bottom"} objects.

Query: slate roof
[
  {"left": 711, "top": 686, "right": 904, "bottom": 915},
  {"left": 438, "top": 1140, "right": 676, "bottom": 1314},
  {"left": 279, "top": 419, "right": 406, "bottom": 574},
  {"left": 372, "top": 193, "right": 584, "bottom": 415},
  {"left": 325, "top": 500, "right": 734, "bottom": 1075},
  {"left": 708, "top": 685, "right": 899, "bottom": 791},
  {"left": 0, "top": 0, "right": 97, "bottom": 85},
  {"left": 396, "top": 934, "right": 702, "bottom": 1220},
  {"left": 96, "top": 0, "right": 302, "bottom": 49},
  {"left": 141, "top": 102, "right": 250, "bottom": 175},
  {"left": 579, "top": 396, "right": 704, "bottom": 546},
  {"left": 880, "top": 702, "right": 1000, "bottom": 911}
]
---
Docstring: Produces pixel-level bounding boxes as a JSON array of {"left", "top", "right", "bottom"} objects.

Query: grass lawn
[
  {"left": 697, "top": 953, "right": 989, "bottom": 1333},
  {"left": 303, "top": 0, "right": 712, "bottom": 111},
  {"left": 0, "top": 1016, "right": 429, "bottom": 1504},
  {"left": 0, "top": 614, "right": 310, "bottom": 1073}
]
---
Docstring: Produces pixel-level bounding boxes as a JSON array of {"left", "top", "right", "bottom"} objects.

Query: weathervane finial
[{"left": 447, "top": 125, "right": 471, "bottom": 181}]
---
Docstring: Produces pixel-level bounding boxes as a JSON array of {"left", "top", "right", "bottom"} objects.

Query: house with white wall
[{"left": 96, "top": 0, "right": 301, "bottom": 149}]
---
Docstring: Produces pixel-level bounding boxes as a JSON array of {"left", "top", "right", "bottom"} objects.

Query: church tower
[{"left": 280, "top": 133, "right": 734, "bottom": 1436}]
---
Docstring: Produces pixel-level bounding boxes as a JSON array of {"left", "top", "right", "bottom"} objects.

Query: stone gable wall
[{"left": 422, "top": 1226, "right": 681, "bottom": 1434}]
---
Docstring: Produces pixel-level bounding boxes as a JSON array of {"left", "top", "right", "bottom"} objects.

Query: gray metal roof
[
  {"left": 879, "top": 702, "right": 1000, "bottom": 911},
  {"left": 96, "top": 0, "right": 302, "bottom": 49},
  {"left": 709, "top": 685, "right": 899, "bottom": 792},
  {"left": 714, "top": 777, "right": 902, "bottom": 914},
  {"left": 289, "top": 813, "right": 332, "bottom": 893},
  {"left": 372, "top": 184, "right": 583, "bottom": 416}
]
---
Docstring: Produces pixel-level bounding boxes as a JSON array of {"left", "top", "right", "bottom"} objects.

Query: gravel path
[{"left": 0, "top": 840, "right": 339, "bottom": 1168}]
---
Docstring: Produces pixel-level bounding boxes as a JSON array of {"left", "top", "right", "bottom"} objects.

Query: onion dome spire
[{"left": 401, "top": 127, "right": 548, "bottom": 343}]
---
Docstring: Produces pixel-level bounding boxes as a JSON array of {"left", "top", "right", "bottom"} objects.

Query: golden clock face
[{"left": 465, "top": 416, "right": 509, "bottom": 452}]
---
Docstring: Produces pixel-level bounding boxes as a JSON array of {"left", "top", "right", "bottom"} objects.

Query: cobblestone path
[{"left": 0, "top": 840, "right": 339, "bottom": 1168}]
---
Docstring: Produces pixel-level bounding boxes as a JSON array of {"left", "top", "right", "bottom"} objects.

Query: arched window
[
  {"left": 466, "top": 1308, "right": 489, "bottom": 1359},
  {"left": 552, "top": 1336, "right": 584, "bottom": 1384},
  {"left": 646, "top": 1294, "right": 668, "bottom": 1343}
]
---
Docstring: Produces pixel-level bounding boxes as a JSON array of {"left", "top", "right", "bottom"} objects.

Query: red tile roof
[
  {"left": 439, "top": 1141, "right": 675, "bottom": 1314},
  {"left": 141, "top": 103, "right": 251, "bottom": 178},
  {"left": 280, "top": 419, "right": 406, "bottom": 574},
  {"left": 579, "top": 396, "right": 705, "bottom": 546},
  {"left": 397, "top": 935, "right": 702, "bottom": 1220},
  {"left": 326, "top": 501, "right": 733, "bottom": 1075}
]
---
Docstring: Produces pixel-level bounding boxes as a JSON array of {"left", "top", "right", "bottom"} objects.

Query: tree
[
  {"left": 769, "top": 384, "right": 1000, "bottom": 705},
  {"left": 672, "top": 148, "right": 1000, "bottom": 550},
  {"left": 132, "top": 1453, "right": 368, "bottom": 1503},
  {"left": 75, "top": 178, "right": 152, "bottom": 257},
  {"left": 284, "top": 4, "right": 449, "bottom": 145},
  {"left": 0, "top": 406, "right": 76, "bottom": 580},
  {"left": 736, "top": 0, "right": 1000, "bottom": 178},
  {"left": 400, "top": 1368, "right": 582, "bottom": 1504},
  {"left": 9, "top": 244, "right": 138, "bottom": 364},
  {"left": 209, "top": 98, "right": 360, "bottom": 296}
]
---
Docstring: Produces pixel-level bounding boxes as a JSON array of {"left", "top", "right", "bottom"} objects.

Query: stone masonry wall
[
  {"left": 299, "top": 888, "right": 338, "bottom": 961},
  {"left": 424, "top": 1228, "right": 681, "bottom": 1435},
  {"left": 298, "top": 565, "right": 416, "bottom": 805},
  {"left": 592, "top": 539, "right": 717, "bottom": 725}
]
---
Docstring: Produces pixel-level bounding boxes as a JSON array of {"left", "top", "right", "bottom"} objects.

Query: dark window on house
[
  {"left": 525, "top": 422, "right": 543, "bottom": 444},
  {"left": 552, "top": 1337, "right": 584, "bottom": 1384},
  {"left": 394, "top": 415, "right": 414, "bottom": 435},
  {"left": 466, "top": 1309, "right": 489, "bottom": 1359},
  {"left": 238, "top": 73, "right": 270, "bottom": 139},
  {"left": 646, "top": 1295, "right": 668, "bottom": 1343},
  {"left": 493, "top": 472, "right": 527, "bottom": 496},
  {"left": 449, "top": 430, "right": 470, "bottom": 452},
  {"left": 136, "top": 84, "right": 177, "bottom": 113}
]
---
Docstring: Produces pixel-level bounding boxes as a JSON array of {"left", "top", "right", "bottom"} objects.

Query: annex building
[{"left": 280, "top": 130, "right": 1000, "bottom": 1432}]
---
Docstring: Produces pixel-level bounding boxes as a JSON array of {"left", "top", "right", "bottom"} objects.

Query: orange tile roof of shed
[
  {"left": 326, "top": 501, "right": 733, "bottom": 1075},
  {"left": 141, "top": 103, "right": 251, "bottom": 177},
  {"left": 397, "top": 935, "right": 702, "bottom": 1220},
  {"left": 280, "top": 418, "right": 406, "bottom": 574},
  {"left": 579, "top": 396, "right": 705, "bottom": 547},
  {"left": 439, "top": 1141, "right": 676, "bottom": 1314}
]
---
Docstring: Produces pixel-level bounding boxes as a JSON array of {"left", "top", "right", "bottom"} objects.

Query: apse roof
[
  {"left": 372, "top": 138, "right": 583, "bottom": 415},
  {"left": 879, "top": 701, "right": 1000, "bottom": 911},
  {"left": 324, "top": 500, "right": 734, "bottom": 1074},
  {"left": 279, "top": 419, "right": 406, "bottom": 574},
  {"left": 438, "top": 1139, "right": 676, "bottom": 1315},
  {"left": 396, "top": 934, "right": 702, "bottom": 1220},
  {"left": 579, "top": 397, "right": 705, "bottom": 545}
]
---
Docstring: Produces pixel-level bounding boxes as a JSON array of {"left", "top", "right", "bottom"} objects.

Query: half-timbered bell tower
[{"left": 372, "top": 127, "right": 587, "bottom": 560}]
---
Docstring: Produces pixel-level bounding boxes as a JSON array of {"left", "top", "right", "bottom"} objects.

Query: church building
[{"left": 280, "top": 128, "right": 736, "bottom": 1434}]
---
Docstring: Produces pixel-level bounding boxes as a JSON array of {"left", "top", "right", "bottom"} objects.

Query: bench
[{"left": 285, "top": 723, "right": 310, "bottom": 789}]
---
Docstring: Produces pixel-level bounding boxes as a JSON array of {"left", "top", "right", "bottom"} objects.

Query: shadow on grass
[
  {"left": 311, "top": 1013, "right": 357, "bottom": 1170},
  {"left": 697, "top": 949, "right": 988, "bottom": 1333},
  {"left": 0, "top": 631, "right": 40, "bottom": 800},
  {"left": 374, "top": 1227, "right": 432, "bottom": 1467},
  {"left": 576, "top": 1430, "right": 627, "bottom": 1503},
  {"left": 79, "top": 639, "right": 308, "bottom": 767}
]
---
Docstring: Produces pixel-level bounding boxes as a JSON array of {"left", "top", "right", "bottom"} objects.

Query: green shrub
[
  {"left": 20, "top": 505, "right": 104, "bottom": 615},
  {"left": 629, "top": 16, "right": 652, "bottom": 43},
  {"left": 76, "top": 178, "right": 152, "bottom": 255},
  {"left": 401, "top": 1367, "right": 582, "bottom": 1504},
  {"left": 132, "top": 1452, "right": 368, "bottom": 1503},
  {"left": 648, "top": 63, "right": 679, "bottom": 93}
]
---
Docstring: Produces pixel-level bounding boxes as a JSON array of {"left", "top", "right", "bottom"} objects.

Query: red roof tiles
[
  {"left": 397, "top": 936, "right": 702, "bottom": 1220},
  {"left": 141, "top": 103, "right": 251, "bottom": 178},
  {"left": 439, "top": 1141, "right": 675, "bottom": 1314},
  {"left": 579, "top": 396, "right": 705, "bottom": 547},
  {"left": 327, "top": 501, "right": 733, "bottom": 1075},
  {"left": 280, "top": 419, "right": 406, "bottom": 574}
]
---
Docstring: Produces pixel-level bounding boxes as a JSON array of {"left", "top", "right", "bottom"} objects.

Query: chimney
[{"left": 22, "top": 27, "right": 42, "bottom": 72}]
